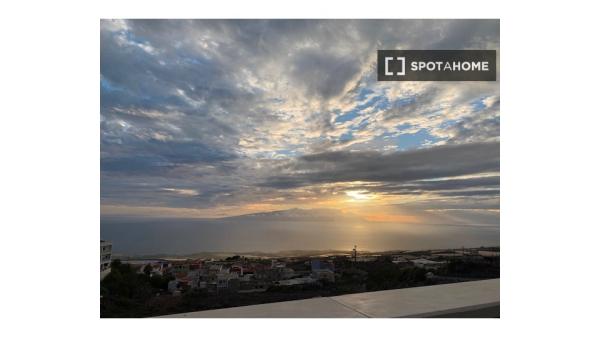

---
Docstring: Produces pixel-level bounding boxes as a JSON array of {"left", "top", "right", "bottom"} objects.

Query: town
[{"left": 100, "top": 241, "right": 500, "bottom": 317}]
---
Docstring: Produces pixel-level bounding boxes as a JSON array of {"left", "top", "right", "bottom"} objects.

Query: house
[
  {"left": 254, "top": 266, "right": 294, "bottom": 281},
  {"left": 100, "top": 240, "right": 112, "bottom": 280},
  {"left": 215, "top": 272, "right": 239, "bottom": 291},
  {"left": 229, "top": 265, "right": 243, "bottom": 276},
  {"left": 207, "top": 263, "right": 223, "bottom": 275}
]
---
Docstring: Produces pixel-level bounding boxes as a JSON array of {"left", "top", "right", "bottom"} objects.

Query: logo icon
[{"left": 385, "top": 56, "right": 405, "bottom": 76}]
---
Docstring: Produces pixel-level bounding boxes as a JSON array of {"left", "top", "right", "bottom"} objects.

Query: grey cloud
[
  {"left": 369, "top": 176, "right": 499, "bottom": 198},
  {"left": 262, "top": 141, "right": 499, "bottom": 188},
  {"left": 395, "top": 196, "right": 500, "bottom": 212},
  {"left": 290, "top": 49, "right": 362, "bottom": 100},
  {"left": 429, "top": 19, "right": 500, "bottom": 49},
  {"left": 436, "top": 189, "right": 499, "bottom": 197},
  {"left": 446, "top": 98, "right": 500, "bottom": 144},
  {"left": 383, "top": 87, "right": 441, "bottom": 122}
]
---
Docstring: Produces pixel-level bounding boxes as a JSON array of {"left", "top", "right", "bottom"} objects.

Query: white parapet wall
[{"left": 158, "top": 278, "right": 500, "bottom": 318}]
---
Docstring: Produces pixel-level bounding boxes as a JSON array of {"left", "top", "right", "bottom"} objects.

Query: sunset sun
[{"left": 345, "top": 190, "right": 376, "bottom": 202}]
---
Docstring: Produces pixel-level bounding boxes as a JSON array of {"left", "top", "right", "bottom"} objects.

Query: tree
[{"left": 111, "top": 259, "right": 122, "bottom": 268}]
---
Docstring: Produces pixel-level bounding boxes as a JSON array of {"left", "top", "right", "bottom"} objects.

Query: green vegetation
[{"left": 100, "top": 260, "right": 173, "bottom": 318}]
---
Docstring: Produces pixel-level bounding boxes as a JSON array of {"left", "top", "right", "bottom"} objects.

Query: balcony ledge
[{"left": 158, "top": 278, "right": 499, "bottom": 318}]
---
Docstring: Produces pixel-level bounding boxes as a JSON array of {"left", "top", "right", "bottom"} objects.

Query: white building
[
  {"left": 100, "top": 240, "right": 112, "bottom": 280},
  {"left": 216, "top": 270, "right": 239, "bottom": 289}
]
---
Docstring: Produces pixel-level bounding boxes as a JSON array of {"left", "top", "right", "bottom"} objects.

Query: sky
[{"left": 100, "top": 19, "right": 500, "bottom": 254}]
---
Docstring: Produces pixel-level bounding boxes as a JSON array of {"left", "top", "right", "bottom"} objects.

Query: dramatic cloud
[
  {"left": 261, "top": 141, "right": 499, "bottom": 188},
  {"left": 101, "top": 19, "right": 500, "bottom": 252}
]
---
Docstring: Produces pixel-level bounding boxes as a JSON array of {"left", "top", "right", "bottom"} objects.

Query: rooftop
[{"left": 159, "top": 278, "right": 499, "bottom": 318}]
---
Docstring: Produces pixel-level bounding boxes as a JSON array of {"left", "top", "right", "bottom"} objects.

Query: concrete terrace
[{"left": 159, "top": 278, "right": 499, "bottom": 318}]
